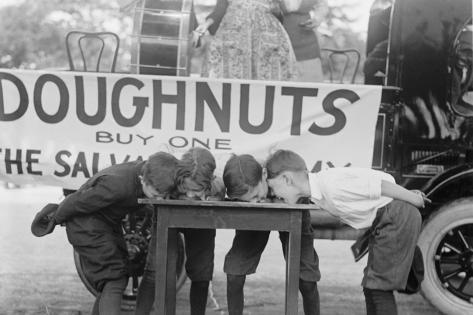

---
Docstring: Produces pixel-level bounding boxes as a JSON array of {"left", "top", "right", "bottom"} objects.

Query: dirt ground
[{"left": 0, "top": 186, "right": 441, "bottom": 315}]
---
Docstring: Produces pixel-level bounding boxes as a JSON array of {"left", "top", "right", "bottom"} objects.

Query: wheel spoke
[
  {"left": 444, "top": 242, "right": 463, "bottom": 254},
  {"left": 443, "top": 266, "right": 468, "bottom": 280},
  {"left": 439, "top": 256, "right": 462, "bottom": 264},
  {"left": 129, "top": 213, "right": 137, "bottom": 232},
  {"left": 458, "top": 273, "right": 472, "bottom": 292},
  {"left": 123, "top": 215, "right": 131, "bottom": 233},
  {"left": 132, "top": 275, "right": 139, "bottom": 293},
  {"left": 431, "top": 223, "right": 473, "bottom": 303},
  {"left": 457, "top": 230, "right": 471, "bottom": 250}
]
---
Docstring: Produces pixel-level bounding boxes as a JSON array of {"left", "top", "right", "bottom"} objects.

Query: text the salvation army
[{"left": 0, "top": 147, "right": 142, "bottom": 178}]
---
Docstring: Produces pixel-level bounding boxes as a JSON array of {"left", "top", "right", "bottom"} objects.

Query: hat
[{"left": 31, "top": 203, "right": 59, "bottom": 237}]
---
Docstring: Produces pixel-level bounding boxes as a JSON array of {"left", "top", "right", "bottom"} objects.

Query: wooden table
[{"left": 138, "top": 199, "right": 316, "bottom": 315}]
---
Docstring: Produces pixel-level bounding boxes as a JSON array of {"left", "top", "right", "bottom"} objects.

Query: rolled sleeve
[
  {"left": 316, "top": 168, "right": 395, "bottom": 229},
  {"left": 367, "top": 176, "right": 382, "bottom": 200},
  {"left": 325, "top": 168, "right": 394, "bottom": 202},
  {"left": 373, "top": 171, "right": 396, "bottom": 200}
]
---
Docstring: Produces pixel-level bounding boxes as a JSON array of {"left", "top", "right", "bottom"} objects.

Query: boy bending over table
[{"left": 265, "top": 149, "right": 428, "bottom": 315}]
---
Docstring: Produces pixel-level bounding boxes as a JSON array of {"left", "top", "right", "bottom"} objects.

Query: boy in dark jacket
[{"left": 33, "top": 152, "right": 178, "bottom": 315}]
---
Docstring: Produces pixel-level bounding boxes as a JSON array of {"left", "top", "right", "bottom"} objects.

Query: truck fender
[{"left": 420, "top": 164, "right": 473, "bottom": 216}]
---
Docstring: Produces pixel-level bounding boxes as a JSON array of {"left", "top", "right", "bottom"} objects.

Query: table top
[{"left": 138, "top": 198, "right": 318, "bottom": 210}]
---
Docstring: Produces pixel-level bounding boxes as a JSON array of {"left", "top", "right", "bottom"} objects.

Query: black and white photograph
[{"left": 0, "top": 0, "right": 472, "bottom": 314}]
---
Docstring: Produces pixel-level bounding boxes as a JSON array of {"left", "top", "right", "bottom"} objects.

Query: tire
[
  {"left": 418, "top": 197, "right": 473, "bottom": 315},
  {"left": 73, "top": 210, "right": 187, "bottom": 311}
]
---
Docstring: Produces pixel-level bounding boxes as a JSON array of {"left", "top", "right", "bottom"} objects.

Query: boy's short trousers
[
  {"left": 145, "top": 224, "right": 215, "bottom": 282},
  {"left": 66, "top": 215, "right": 128, "bottom": 292},
  {"left": 362, "top": 200, "right": 422, "bottom": 290},
  {"left": 180, "top": 228, "right": 216, "bottom": 281},
  {"left": 224, "top": 210, "right": 320, "bottom": 282}
]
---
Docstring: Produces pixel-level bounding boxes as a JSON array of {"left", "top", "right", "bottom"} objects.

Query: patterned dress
[{"left": 202, "top": 0, "right": 298, "bottom": 81}]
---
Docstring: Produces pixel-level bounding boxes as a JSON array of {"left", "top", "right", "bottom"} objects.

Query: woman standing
[{"left": 195, "top": 0, "right": 298, "bottom": 81}]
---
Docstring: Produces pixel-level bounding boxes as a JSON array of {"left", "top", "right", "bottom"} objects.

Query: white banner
[{"left": 0, "top": 69, "right": 382, "bottom": 189}]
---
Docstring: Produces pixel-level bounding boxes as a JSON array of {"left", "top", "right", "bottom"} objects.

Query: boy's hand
[
  {"left": 175, "top": 194, "right": 201, "bottom": 201},
  {"left": 410, "top": 190, "right": 431, "bottom": 208},
  {"left": 206, "top": 177, "right": 226, "bottom": 201},
  {"left": 268, "top": 196, "right": 285, "bottom": 204}
]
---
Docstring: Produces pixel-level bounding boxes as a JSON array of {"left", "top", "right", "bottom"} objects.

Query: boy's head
[
  {"left": 265, "top": 150, "right": 309, "bottom": 204},
  {"left": 141, "top": 152, "right": 179, "bottom": 198},
  {"left": 223, "top": 154, "right": 268, "bottom": 202},
  {"left": 175, "top": 147, "right": 216, "bottom": 200}
]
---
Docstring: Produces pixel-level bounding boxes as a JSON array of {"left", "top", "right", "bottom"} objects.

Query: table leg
[
  {"left": 155, "top": 207, "right": 177, "bottom": 315},
  {"left": 285, "top": 211, "right": 302, "bottom": 315},
  {"left": 155, "top": 207, "right": 168, "bottom": 314},
  {"left": 166, "top": 227, "right": 178, "bottom": 315}
]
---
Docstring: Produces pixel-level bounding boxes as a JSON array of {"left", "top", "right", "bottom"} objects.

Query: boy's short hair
[
  {"left": 265, "top": 150, "right": 307, "bottom": 179},
  {"left": 142, "top": 152, "right": 178, "bottom": 194},
  {"left": 175, "top": 147, "right": 216, "bottom": 192},
  {"left": 223, "top": 154, "right": 262, "bottom": 198}
]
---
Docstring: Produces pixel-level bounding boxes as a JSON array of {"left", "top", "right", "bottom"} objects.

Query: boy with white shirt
[{"left": 265, "top": 149, "right": 428, "bottom": 315}]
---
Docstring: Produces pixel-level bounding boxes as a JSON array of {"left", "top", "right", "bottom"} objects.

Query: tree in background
[
  {"left": 0, "top": 0, "right": 372, "bottom": 83},
  {"left": 318, "top": 1, "right": 369, "bottom": 83},
  {"left": 0, "top": 0, "right": 132, "bottom": 71}
]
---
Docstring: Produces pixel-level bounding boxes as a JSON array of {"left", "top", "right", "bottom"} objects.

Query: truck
[{"left": 310, "top": 1, "right": 472, "bottom": 314}]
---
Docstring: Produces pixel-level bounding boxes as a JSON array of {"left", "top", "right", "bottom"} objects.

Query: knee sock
[
  {"left": 135, "top": 269, "right": 156, "bottom": 315},
  {"left": 93, "top": 277, "right": 127, "bottom": 315},
  {"left": 226, "top": 274, "right": 246, "bottom": 315},
  {"left": 190, "top": 280, "right": 210, "bottom": 315},
  {"left": 299, "top": 279, "right": 320, "bottom": 315},
  {"left": 363, "top": 288, "right": 397, "bottom": 315}
]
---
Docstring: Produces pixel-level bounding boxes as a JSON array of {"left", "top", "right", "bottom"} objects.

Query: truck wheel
[
  {"left": 418, "top": 197, "right": 473, "bottom": 315},
  {"left": 73, "top": 210, "right": 187, "bottom": 311}
]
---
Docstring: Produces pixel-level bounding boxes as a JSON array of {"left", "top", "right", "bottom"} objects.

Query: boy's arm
[
  {"left": 381, "top": 180, "right": 430, "bottom": 208},
  {"left": 53, "top": 175, "right": 122, "bottom": 224}
]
